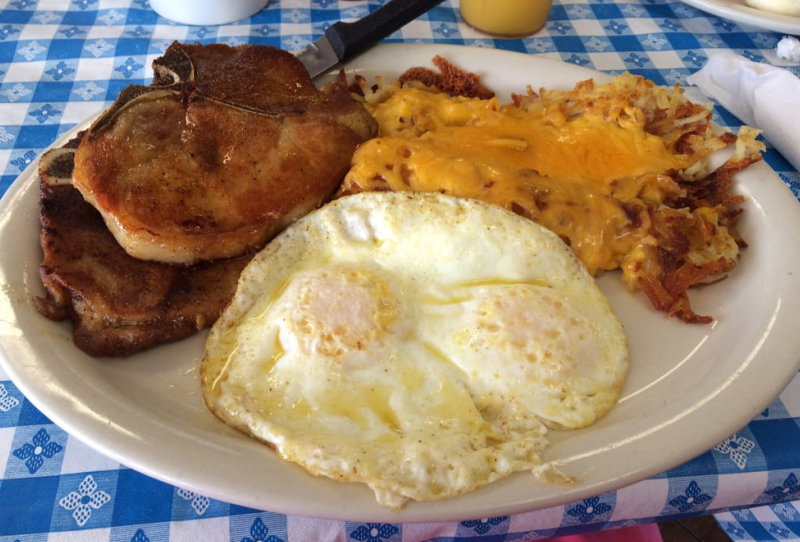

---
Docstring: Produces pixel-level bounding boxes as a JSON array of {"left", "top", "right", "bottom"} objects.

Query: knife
[{"left": 296, "top": 0, "right": 446, "bottom": 79}]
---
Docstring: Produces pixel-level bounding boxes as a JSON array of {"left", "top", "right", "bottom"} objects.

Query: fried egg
[{"left": 201, "top": 192, "right": 628, "bottom": 509}]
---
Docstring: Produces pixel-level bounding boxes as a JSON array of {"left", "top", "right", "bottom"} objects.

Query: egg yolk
[
  {"left": 285, "top": 266, "right": 399, "bottom": 357},
  {"left": 469, "top": 285, "right": 597, "bottom": 389}
]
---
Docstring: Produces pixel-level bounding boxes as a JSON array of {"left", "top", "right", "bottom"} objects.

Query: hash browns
[{"left": 341, "top": 56, "right": 764, "bottom": 323}]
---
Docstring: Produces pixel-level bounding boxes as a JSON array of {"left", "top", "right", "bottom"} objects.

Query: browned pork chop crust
[
  {"left": 72, "top": 42, "right": 377, "bottom": 265},
  {"left": 35, "top": 139, "right": 252, "bottom": 357}
]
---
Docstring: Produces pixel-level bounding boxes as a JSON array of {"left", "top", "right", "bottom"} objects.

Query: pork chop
[
  {"left": 35, "top": 137, "right": 252, "bottom": 357},
  {"left": 72, "top": 42, "right": 377, "bottom": 265}
]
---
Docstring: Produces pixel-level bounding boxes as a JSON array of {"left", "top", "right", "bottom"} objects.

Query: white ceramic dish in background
[
  {"left": 2, "top": 44, "right": 800, "bottom": 523},
  {"left": 150, "top": 0, "right": 269, "bottom": 26},
  {"left": 677, "top": 0, "right": 800, "bottom": 35}
]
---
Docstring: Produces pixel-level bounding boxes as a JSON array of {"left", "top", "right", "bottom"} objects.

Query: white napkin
[{"left": 685, "top": 50, "right": 800, "bottom": 173}]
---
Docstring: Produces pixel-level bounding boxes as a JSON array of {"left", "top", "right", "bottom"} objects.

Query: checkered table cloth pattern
[
  {"left": 0, "top": 0, "right": 798, "bottom": 540},
  {"left": 718, "top": 501, "right": 800, "bottom": 541}
]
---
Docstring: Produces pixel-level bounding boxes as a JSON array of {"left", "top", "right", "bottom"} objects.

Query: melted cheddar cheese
[{"left": 342, "top": 85, "right": 695, "bottom": 278}]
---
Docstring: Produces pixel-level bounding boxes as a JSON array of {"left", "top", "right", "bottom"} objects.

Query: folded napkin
[{"left": 686, "top": 50, "right": 800, "bottom": 173}]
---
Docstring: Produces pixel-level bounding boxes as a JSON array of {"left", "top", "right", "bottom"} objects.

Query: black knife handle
[{"left": 325, "top": 0, "right": 446, "bottom": 63}]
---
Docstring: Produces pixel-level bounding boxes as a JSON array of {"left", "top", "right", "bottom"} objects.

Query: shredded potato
[{"left": 340, "top": 56, "right": 765, "bottom": 323}]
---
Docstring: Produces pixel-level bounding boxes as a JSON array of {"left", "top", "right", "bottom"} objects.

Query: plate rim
[
  {"left": 2, "top": 43, "right": 800, "bottom": 523},
  {"left": 677, "top": 0, "right": 800, "bottom": 34}
]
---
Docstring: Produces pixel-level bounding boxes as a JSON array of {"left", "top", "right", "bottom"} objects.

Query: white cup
[{"left": 150, "top": 0, "right": 269, "bottom": 26}]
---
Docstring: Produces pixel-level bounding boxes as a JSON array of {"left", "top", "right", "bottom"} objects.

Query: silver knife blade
[{"left": 295, "top": 36, "right": 339, "bottom": 80}]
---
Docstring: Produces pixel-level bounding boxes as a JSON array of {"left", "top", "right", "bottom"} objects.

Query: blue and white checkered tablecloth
[
  {"left": 718, "top": 501, "right": 800, "bottom": 541},
  {"left": 0, "top": 1, "right": 799, "bottom": 541}
]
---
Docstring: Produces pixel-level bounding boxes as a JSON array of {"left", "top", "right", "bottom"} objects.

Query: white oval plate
[
  {"left": 2, "top": 44, "right": 800, "bottom": 523},
  {"left": 678, "top": 0, "right": 800, "bottom": 35}
]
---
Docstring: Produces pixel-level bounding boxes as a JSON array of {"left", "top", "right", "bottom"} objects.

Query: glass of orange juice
[{"left": 460, "top": 0, "right": 554, "bottom": 37}]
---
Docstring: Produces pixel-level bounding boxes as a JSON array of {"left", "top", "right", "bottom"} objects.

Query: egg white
[{"left": 201, "top": 191, "right": 628, "bottom": 509}]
